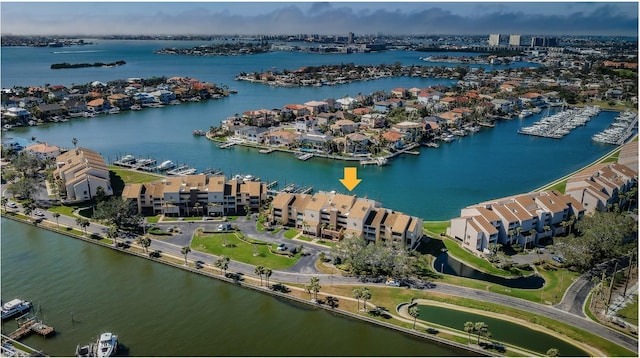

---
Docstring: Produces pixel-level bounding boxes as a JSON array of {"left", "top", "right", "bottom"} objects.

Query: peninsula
[{"left": 50, "top": 60, "right": 126, "bottom": 69}]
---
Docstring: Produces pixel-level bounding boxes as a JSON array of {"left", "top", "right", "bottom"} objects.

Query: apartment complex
[
  {"left": 565, "top": 162, "right": 637, "bottom": 213},
  {"left": 448, "top": 191, "right": 586, "bottom": 255},
  {"left": 55, "top": 147, "right": 113, "bottom": 203},
  {"left": 270, "top": 191, "right": 423, "bottom": 249},
  {"left": 122, "top": 174, "right": 267, "bottom": 217}
]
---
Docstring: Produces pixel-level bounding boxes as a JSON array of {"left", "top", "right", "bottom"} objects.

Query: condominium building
[
  {"left": 508, "top": 34, "right": 521, "bottom": 46},
  {"left": 488, "top": 34, "right": 501, "bottom": 46},
  {"left": 55, "top": 147, "right": 113, "bottom": 203},
  {"left": 270, "top": 191, "right": 423, "bottom": 249},
  {"left": 448, "top": 191, "right": 586, "bottom": 255},
  {"left": 565, "top": 162, "right": 637, "bottom": 213},
  {"left": 122, "top": 174, "right": 267, "bottom": 217}
]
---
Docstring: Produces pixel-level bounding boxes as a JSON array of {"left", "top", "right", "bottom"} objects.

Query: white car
[
  {"left": 7, "top": 202, "right": 17, "bottom": 208},
  {"left": 34, "top": 210, "right": 45, "bottom": 216},
  {"left": 385, "top": 280, "right": 400, "bottom": 287}
]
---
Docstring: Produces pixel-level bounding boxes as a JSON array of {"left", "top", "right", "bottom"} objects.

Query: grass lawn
[
  {"left": 284, "top": 228, "right": 299, "bottom": 239},
  {"left": 545, "top": 180, "right": 567, "bottom": 193},
  {"left": 109, "top": 167, "right": 164, "bottom": 183},
  {"left": 296, "top": 235, "right": 313, "bottom": 242},
  {"left": 191, "top": 231, "right": 301, "bottom": 270},
  {"left": 423, "top": 221, "right": 450, "bottom": 236},
  {"left": 617, "top": 294, "right": 638, "bottom": 326},
  {"left": 146, "top": 215, "right": 160, "bottom": 224},
  {"left": 48, "top": 205, "right": 78, "bottom": 217}
]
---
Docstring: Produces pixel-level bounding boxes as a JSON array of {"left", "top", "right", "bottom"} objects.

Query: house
[
  {"left": 150, "top": 90, "right": 176, "bottom": 104},
  {"left": 265, "top": 130, "right": 299, "bottom": 147},
  {"left": 86, "top": 98, "right": 109, "bottom": 113},
  {"left": 107, "top": 93, "right": 133, "bottom": 109},
  {"left": 392, "top": 121, "right": 424, "bottom": 142},
  {"left": 242, "top": 109, "right": 277, "bottom": 127},
  {"left": 335, "top": 96, "right": 358, "bottom": 110},
  {"left": 304, "top": 100, "right": 329, "bottom": 115},
  {"left": 330, "top": 119, "right": 356, "bottom": 135},
  {"left": 294, "top": 116, "right": 317, "bottom": 133},
  {"left": 298, "top": 132, "right": 334, "bottom": 153},
  {"left": 283, "top": 104, "right": 309, "bottom": 117},
  {"left": 24, "top": 142, "right": 62, "bottom": 160},
  {"left": 35, "top": 103, "right": 67, "bottom": 120},
  {"left": 390, "top": 87, "right": 407, "bottom": 99},
  {"left": 344, "top": 132, "right": 369, "bottom": 155},
  {"left": 380, "top": 130, "right": 404, "bottom": 149},
  {"left": 373, "top": 101, "right": 395, "bottom": 113},
  {"left": 55, "top": 147, "right": 113, "bottom": 203},
  {"left": 360, "top": 113, "right": 386, "bottom": 129}
]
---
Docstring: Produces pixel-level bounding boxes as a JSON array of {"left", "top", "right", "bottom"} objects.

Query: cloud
[{"left": 0, "top": 2, "right": 637, "bottom": 36}]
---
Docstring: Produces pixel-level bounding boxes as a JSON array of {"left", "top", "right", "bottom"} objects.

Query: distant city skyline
[{"left": 1, "top": 1, "right": 637, "bottom": 37}]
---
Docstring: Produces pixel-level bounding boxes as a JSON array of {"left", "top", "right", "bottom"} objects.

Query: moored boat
[
  {"left": 97, "top": 332, "right": 117, "bottom": 357},
  {"left": 1, "top": 299, "right": 32, "bottom": 320}
]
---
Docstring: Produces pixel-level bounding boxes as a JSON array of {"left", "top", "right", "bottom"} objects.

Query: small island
[{"left": 50, "top": 60, "right": 126, "bottom": 69}]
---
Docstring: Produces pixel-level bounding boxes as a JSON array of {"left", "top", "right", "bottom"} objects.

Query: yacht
[
  {"left": 156, "top": 160, "right": 176, "bottom": 171},
  {"left": 96, "top": 332, "right": 118, "bottom": 357},
  {"left": 1, "top": 299, "right": 32, "bottom": 320}
]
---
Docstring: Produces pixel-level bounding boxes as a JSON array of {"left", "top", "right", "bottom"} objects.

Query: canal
[{"left": 1, "top": 218, "right": 474, "bottom": 357}]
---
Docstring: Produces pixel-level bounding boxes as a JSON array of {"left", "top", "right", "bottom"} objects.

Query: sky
[{"left": 1, "top": 1, "right": 638, "bottom": 37}]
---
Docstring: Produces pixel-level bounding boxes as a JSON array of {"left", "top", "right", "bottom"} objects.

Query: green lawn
[
  {"left": 191, "top": 231, "right": 301, "bottom": 269},
  {"left": 423, "top": 221, "right": 450, "bottom": 236},
  {"left": 109, "top": 167, "right": 164, "bottom": 183},
  {"left": 284, "top": 228, "right": 299, "bottom": 239},
  {"left": 48, "top": 205, "right": 78, "bottom": 217},
  {"left": 617, "top": 294, "right": 638, "bottom": 326}
]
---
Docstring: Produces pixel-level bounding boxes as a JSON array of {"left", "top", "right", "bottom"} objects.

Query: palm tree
[
  {"left": 352, "top": 287, "right": 362, "bottom": 310},
  {"left": 181, "top": 246, "right": 191, "bottom": 265},
  {"left": 264, "top": 268, "right": 272, "bottom": 288},
  {"left": 221, "top": 256, "right": 230, "bottom": 275},
  {"left": 255, "top": 265, "right": 265, "bottom": 285},
  {"left": 408, "top": 305, "right": 420, "bottom": 329},
  {"left": 1, "top": 197, "right": 7, "bottom": 211},
  {"left": 464, "top": 321, "right": 475, "bottom": 344},
  {"left": 214, "top": 257, "right": 223, "bottom": 274},
  {"left": 76, "top": 217, "right": 90, "bottom": 235},
  {"left": 53, "top": 212, "right": 61, "bottom": 229},
  {"left": 138, "top": 237, "right": 151, "bottom": 253},
  {"left": 361, "top": 287, "right": 371, "bottom": 312},
  {"left": 107, "top": 226, "right": 118, "bottom": 246},
  {"left": 474, "top": 322, "right": 488, "bottom": 344}
]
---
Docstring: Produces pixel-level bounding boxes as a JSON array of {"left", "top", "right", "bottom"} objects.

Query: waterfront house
[
  {"left": 408, "top": 87, "right": 422, "bottom": 98},
  {"left": 265, "top": 130, "right": 299, "bottom": 147},
  {"left": 283, "top": 104, "right": 309, "bottom": 117},
  {"left": 107, "top": 93, "right": 133, "bottom": 109},
  {"left": 491, "top": 99, "right": 514, "bottom": 113},
  {"left": 133, "top": 92, "right": 156, "bottom": 105},
  {"left": 2, "top": 107, "right": 31, "bottom": 124},
  {"left": 392, "top": 121, "right": 424, "bottom": 142},
  {"left": 298, "top": 132, "right": 334, "bottom": 153},
  {"left": 65, "top": 100, "right": 88, "bottom": 116},
  {"left": 390, "top": 87, "right": 407, "bottom": 99},
  {"left": 335, "top": 96, "right": 358, "bottom": 110},
  {"left": 242, "top": 109, "right": 278, "bottom": 127},
  {"left": 344, "top": 132, "right": 369, "bottom": 155},
  {"left": 294, "top": 116, "right": 317, "bottom": 133},
  {"left": 24, "top": 142, "right": 62, "bottom": 160},
  {"left": 150, "top": 90, "right": 176, "bottom": 104},
  {"left": 86, "top": 98, "right": 109, "bottom": 113},
  {"left": 380, "top": 131, "right": 404, "bottom": 149},
  {"left": 55, "top": 147, "right": 113, "bottom": 203},
  {"left": 35, "top": 103, "right": 67, "bottom": 120}
]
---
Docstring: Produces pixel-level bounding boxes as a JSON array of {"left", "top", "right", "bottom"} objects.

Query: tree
[
  {"left": 306, "top": 276, "right": 321, "bottom": 301},
  {"left": 1, "top": 197, "right": 7, "bottom": 211},
  {"left": 93, "top": 198, "right": 141, "bottom": 230},
  {"left": 106, "top": 225, "right": 118, "bottom": 246},
  {"left": 53, "top": 212, "right": 61, "bottom": 229},
  {"left": 221, "top": 256, "right": 230, "bottom": 275},
  {"left": 408, "top": 305, "right": 420, "bottom": 329},
  {"left": 264, "top": 268, "right": 272, "bottom": 288},
  {"left": 138, "top": 237, "right": 151, "bottom": 253},
  {"left": 181, "top": 246, "right": 191, "bottom": 265},
  {"left": 76, "top": 217, "right": 90, "bottom": 235},
  {"left": 352, "top": 288, "right": 362, "bottom": 310},
  {"left": 464, "top": 321, "right": 475, "bottom": 344},
  {"left": 546, "top": 348, "right": 560, "bottom": 357},
  {"left": 361, "top": 287, "right": 371, "bottom": 312},
  {"left": 474, "top": 322, "right": 488, "bottom": 344},
  {"left": 255, "top": 265, "right": 265, "bottom": 286}
]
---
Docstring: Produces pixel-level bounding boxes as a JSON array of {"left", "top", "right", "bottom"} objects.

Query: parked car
[
  {"left": 34, "top": 210, "right": 45, "bottom": 216},
  {"left": 7, "top": 202, "right": 17, "bottom": 208},
  {"left": 552, "top": 255, "right": 565, "bottom": 263},
  {"left": 385, "top": 279, "right": 400, "bottom": 287},
  {"left": 277, "top": 243, "right": 287, "bottom": 251}
]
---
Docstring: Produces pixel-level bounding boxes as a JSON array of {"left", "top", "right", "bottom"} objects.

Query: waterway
[
  {"left": 1, "top": 41, "right": 622, "bottom": 220},
  {"left": 417, "top": 304, "right": 588, "bottom": 356},
  {"left": 0, "top": 218, "right": 473, "bottom": 357}
]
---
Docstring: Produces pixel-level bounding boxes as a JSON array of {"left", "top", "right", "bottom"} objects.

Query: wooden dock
[
  {"left": 219, "top": 142, "right": 237, "bottom": 149},
  {"left": 8, "top": 318, "right": 54, "bottom": 340},
  {"left": 259, "top": 148, "right": 275, "bottom": 154}
]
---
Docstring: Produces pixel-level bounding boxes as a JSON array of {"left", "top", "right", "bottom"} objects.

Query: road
[{"left": 2, "top": 201, "right": 637, "bottom": 354}]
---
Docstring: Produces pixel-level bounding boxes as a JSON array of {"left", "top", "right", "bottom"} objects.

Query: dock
[
  {"left": 259, "top": 148, "right": 275, "bottom": 154},
  {"left": 266, "top": 181, "right": 278, "bottom": 189},
  {"left": 296, "top": 153, "right": 314, "bottom": 161},
  {"left": 8, "top": 318, "right": 54, "bottom": 340},
  {"left": 219, "top": 142, "right": 237, "bottom": 149}
]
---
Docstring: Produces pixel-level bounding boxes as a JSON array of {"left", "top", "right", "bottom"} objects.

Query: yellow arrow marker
[{"left": 339, "top": 167, "right": 362, "bottom": 191}]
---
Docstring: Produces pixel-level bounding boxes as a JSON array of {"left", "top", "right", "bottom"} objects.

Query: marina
[
  {"left": 592, "top": 111, "right": 638, "bottom": 145},
  {"left": 517, "top": 106, "right": 601, "bottom": 139},
  {"left": 7, "top": 316, "right": 55, "bottom": 341}
]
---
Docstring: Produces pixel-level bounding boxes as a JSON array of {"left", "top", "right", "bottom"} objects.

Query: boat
[
  {"left": 97, "top": 332, "right": 118, "bottom": 357},
  {"left": 156, "top": 160, "right": 176, "bottom": 170},
  {"left": 1, "top": 299, "right": 32, "bottom": 320},
  {"left": 107, "top": 107, "right": 120, "bottom": 114},
  {"left": 130, "top": 104, "right": 142, "bottom": 111},
  {"left": 442, "top": 134, "right": 456, "bottom": 143},
  {"left": 518, "top": 109, "right": 533, "bottom": 118},
  {"left": 167, "top": 165, "right": 197, "bottom": 176},
  {"left": 193, "top": 129, "right": 206, "bottom": 136}
]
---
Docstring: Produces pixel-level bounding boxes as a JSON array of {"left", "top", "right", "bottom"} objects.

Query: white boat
[
  {"left": 442, "top": 134, "right": 456, "bottom": 143},
  {"left": 130, "top": 104, "right": 142, "bottom": 111},
  {"left": 156, "top": 160, "right": 176, "bottom": 170},
  {"left": 1, "top": 299, "right": 32, "bottom": 320},
  {"left": 96, "top": 332, "right": 117, "bottom": 357},
  {"left": 518, "top": 109, "right": 533, "bottom": 118},
  {"left": 107, "top": 107, "right": 120, "bottom": 114}
]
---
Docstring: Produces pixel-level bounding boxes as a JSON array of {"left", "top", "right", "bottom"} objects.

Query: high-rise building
[
  {"left": 531, "top": 36, "right": 559, "bottom": 48},
  {"left": 488, "top": 34, "right": 501, "bottom": 46},
  {"left": 509, "top": 34, "right": 521, "bottom": 46},
  {"left": 348, "top": 32, "right": 354, "bottom": 44}
]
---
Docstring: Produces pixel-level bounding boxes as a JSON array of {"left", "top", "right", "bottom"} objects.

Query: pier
[
  {"left": 219, "top": 142, "right": 237, "bottom": 149},
  {"left": 259, "top": 148, "right": 275, "bottom": 154},
  {"left": 8, "top": 317, "right": 54, "bottom": 340},
  {"left": 296, "top": 153, "right": 314, "bottom": 161}
]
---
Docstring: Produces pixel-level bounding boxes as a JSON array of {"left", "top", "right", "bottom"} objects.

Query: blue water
[{"left": 1, "top": 41, "right": 619, "bottom": 220}]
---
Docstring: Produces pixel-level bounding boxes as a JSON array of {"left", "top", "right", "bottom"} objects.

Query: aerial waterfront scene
[{"left": 1, "top": 1, "right": 639, "bottom": 357}]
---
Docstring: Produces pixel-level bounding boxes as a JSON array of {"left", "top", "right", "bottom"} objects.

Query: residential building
[
  {"left": 24, "top": 142, "right": 62, "bottom": 160},
  {"left": 565, "top": 162, "right": 637, "bottom": 213},
  {"left": 270, "top": 191, "right": 423, "bottom": 249},
  {"left": 55, "top": 147, "right": 113, "bottom": 202},
  {"left": 488, "top": 34, "right": 501, "bottom": 46},
  {"left": 122, "top": 174, "right": 267, "bottom": 216}
]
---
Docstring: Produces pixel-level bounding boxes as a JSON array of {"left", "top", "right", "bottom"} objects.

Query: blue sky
[{"left": 1, "top": 2, "right": 638, "bottom": 36}]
